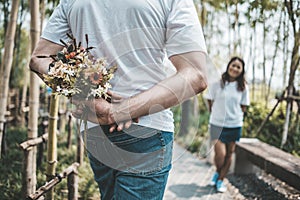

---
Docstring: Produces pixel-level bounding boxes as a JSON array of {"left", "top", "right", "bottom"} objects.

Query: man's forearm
[
  {"left": 111, "top": 52, "right": 207, "bottom": 122},
  {"left": 29, "top": 38, "right": 64, "bottom": 78},
  {"left": 29, "top": 55, "right": 52, "bottom": 78}
]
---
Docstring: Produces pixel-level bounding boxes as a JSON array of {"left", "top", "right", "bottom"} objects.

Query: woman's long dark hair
[{"left": 221, "top": 56, "right": 246, "bottom": 91}]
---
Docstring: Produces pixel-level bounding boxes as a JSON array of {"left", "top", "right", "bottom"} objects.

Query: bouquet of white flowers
[{"left": 41, "top": 34, "right": 117, "bottom": 101}]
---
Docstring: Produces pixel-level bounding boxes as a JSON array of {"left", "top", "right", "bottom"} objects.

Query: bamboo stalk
[
  {"left": 67, "top": 165, "right": 79, "bottom": 200},
  {"left": 46, "top": 93, "right": 59, "bottom": 200},
  {"left": 24, "top": 0, "right": 41, "bottom": 197},
  {"left": 0, "top": 0, "right": 19, "bottom": 158}
]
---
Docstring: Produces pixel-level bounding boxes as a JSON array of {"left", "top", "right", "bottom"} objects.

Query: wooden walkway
[{"left": 164, "top": 143, "right": 234, "bottom": 200}]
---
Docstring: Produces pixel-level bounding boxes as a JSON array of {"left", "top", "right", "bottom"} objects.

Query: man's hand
[{"left": 71, "top": 92, "right": 138, "bottom": 132}]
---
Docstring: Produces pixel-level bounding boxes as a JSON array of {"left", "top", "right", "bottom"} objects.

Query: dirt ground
[{"left": 226, "top": 171, "right": 300, "bottom": 200}]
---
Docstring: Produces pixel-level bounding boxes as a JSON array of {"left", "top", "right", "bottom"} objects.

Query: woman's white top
[{"left": 206, "top": 81, "right": 250, "bottom": 127}]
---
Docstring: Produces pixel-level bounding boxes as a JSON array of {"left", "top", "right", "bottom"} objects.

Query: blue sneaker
[
  {"left": 209, "top": 172, "right": 219, "bottom": 186},
  {"left": 216, "top": 180, "right": 227, "bottom": 193}
]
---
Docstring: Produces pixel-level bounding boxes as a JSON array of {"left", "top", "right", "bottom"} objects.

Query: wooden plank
[
  {"left": 19, "top": 133, "right": 48, "bottom": 150},
  {"left": 236, "top": 139, "right": 300, "bottom": 191}
]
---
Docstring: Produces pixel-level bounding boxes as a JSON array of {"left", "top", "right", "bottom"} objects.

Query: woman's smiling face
[{"left": 227, "top": 59, "right": 243, "bottom": 81}]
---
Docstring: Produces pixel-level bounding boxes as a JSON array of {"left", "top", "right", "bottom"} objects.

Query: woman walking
[{"left": 206, "top": 57, "right": 250, "bottom": 192}]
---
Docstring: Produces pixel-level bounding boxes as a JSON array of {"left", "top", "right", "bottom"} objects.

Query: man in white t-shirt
[{"left": 30, "top": 0, "right": 208, "bottom": 199}]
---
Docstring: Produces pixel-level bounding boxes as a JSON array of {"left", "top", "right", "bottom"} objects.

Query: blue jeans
[{"left": 84, "top": 125, "right": 173, "bottom": 200}]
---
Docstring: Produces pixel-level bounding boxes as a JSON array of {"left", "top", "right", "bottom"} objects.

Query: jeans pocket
[
  {"left": 85, "top": 125, "right": 173, "bottom": 175},
  {"left": 118, "top": 130, "right": 173, "bottom": 175}
]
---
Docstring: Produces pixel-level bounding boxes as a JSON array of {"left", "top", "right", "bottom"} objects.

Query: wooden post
[
  {"left": 67, "top": 165, "right": 79, "bottom": 200},
  {"left": 1, "top": 122, "right": 7, "bottom": 156},
  {"left": 21, "top": 133, "right": 49, "bottom": 199},
  {"left": 77, "top": 129, "right": 84, "bottom": 165},
  {"left": 67, "top": 113, "right": 73, "bottom": 149}
]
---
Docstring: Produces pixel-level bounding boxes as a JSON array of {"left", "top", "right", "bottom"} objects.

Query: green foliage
[
  {"left": 78, "top": 161, "right": 101, "bottom": 200},
  {"left": 10, "top": 28, "right": 30, "bottom": 88},
  {"left": 0, "top": 127, "right": 27, "bottom": 200},
  {"left": 243, "top": 101, "right": 300, "bottom": 156},
  {"left": 0, "top": 126, "right": 99, "bottom": 200},
  {"left": 249, "top": 0, "right": 280, "bottom": 11},
  {"left": 45, "top": 0, "right": 60, "bottom": 17}
]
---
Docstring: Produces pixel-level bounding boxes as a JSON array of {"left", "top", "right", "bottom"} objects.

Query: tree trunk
[
  {"left": 225, "top": 0, "right": 231, "bottom": 56},
  {"left": 0, "top": 0, "right": 19, "bottom": 158},
  {"left": 251, "top": 22, "right": 257, "bottom": 101},
  {"left": 14, "top": 0, "right": 26, "bottom": 80},
  {"left": 233, "top": 1, "right": 239, "bottom": 54},
  {"left": 282, "top": 0, "right": 300, "bottom": 148},
  {"left": 262, "top": 17, "right": 267, "bottom": 107},
  {"left": 282, "top": 10, "right": 289, "bottom": 88},
  {"left": 0, "top": 0, "right": 10, "bottom": 55},
  {"left": 40, "top": 0, "right": 45, "bottom": 31},
  {"left": 267, "top": 11, "right": 283, "bottom": 101},
  {"left": 24, "top": 0, "right": 40, "bottom": 197},
  {"left": 20, "top": 49, "right": 31, "bottom": 127}
]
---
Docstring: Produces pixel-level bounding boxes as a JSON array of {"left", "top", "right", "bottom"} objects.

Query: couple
[{"left": 30, "top": 0, "right": 249, "bottom": 199}]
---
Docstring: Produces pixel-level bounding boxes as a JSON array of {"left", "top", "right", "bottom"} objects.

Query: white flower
[
  {"left": 103, "top": 82, "right": 111, "bottom": 89},
  {"left": 56, "top": 86, "right": 62, "bottom": 92},
  {"left": 62, "top": 68, "right": 75, "bottom": 76},
  {"left": 89, "top": 88, "right": 100, "bottom": 97},
  {"left": 102, "top": 68, "right": 108, "bottom": 75},
  {"left": 62, "top": 89, "right": 71, "bottom": 96}
]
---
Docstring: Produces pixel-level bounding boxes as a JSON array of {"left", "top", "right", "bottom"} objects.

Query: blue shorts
[
  {"left": 209, "top": 124, "right": 242, "bottom": 144},
  {"left": 84, "top": 125, "right": 173, "bottom": 200}
]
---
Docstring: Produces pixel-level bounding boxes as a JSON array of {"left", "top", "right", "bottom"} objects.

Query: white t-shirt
[
  {"left": 41, "top": 0, "right": 207, "bottom": 132},
  {"left": 206, "top": 81, "right": 250, "bottom": 127}
]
